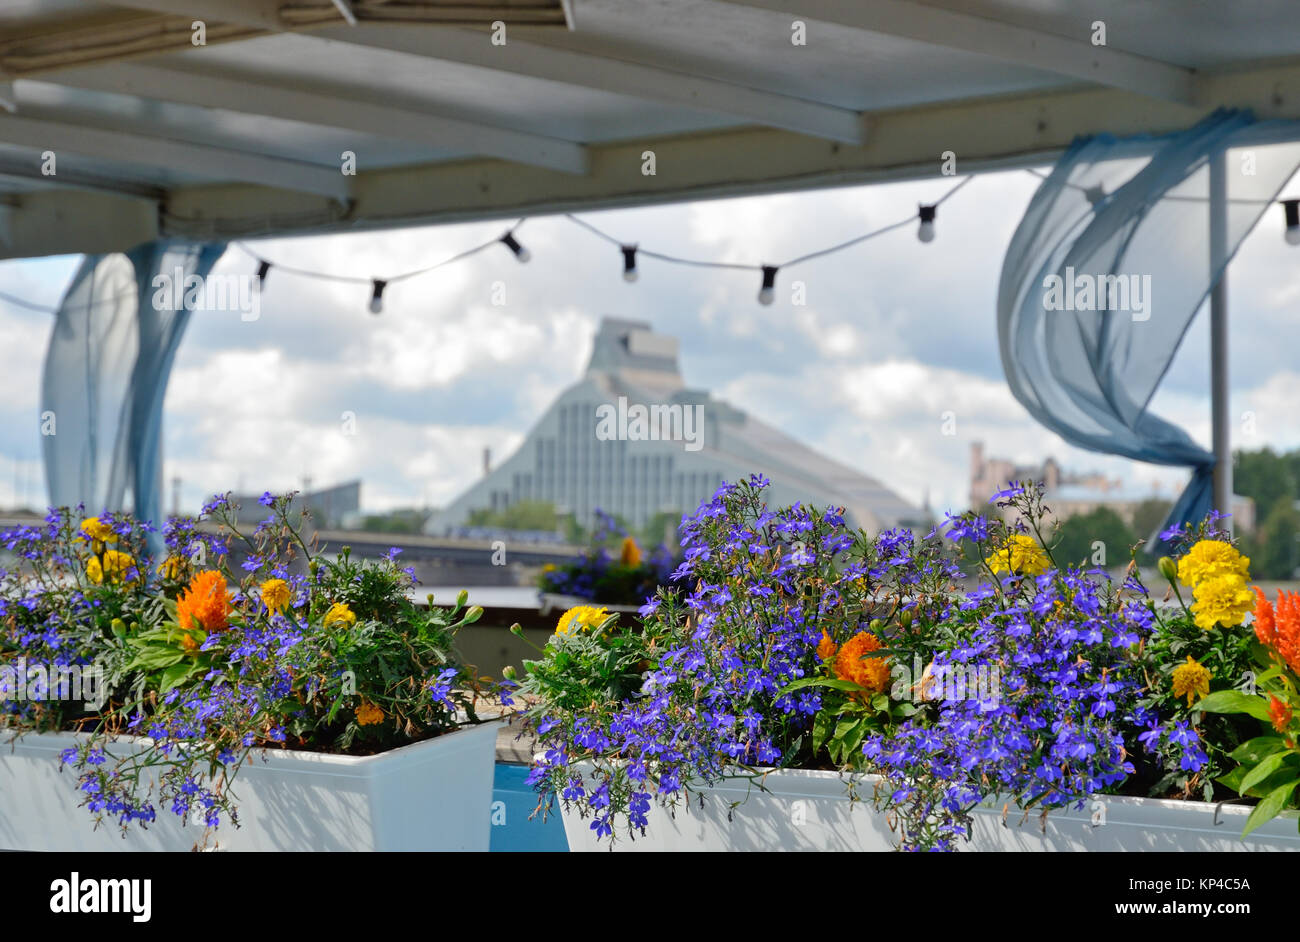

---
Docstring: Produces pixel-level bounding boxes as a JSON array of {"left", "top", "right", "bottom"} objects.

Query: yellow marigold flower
[
  {"left": 1177, "top": 539, "right": 1249, "bottom": 589},
  {"left": 833, "top": 631, "right": 891, "bottom": 695},
  {"left": 156, "top": 555, "right": 185, "bottom": 580},
  {"left": 78, "top": 517, "right": 117, "bottom": 544},
  {"left": 355, "top": 699, "right": 385, "bottom": 727},
  {"left": 261, "top": 578, "right": 292, "bottom": 614},
  {"left": 323, "top": 602, "right": 357, "bottom": 628},
  {"left": 86, "top": 550, "right": 136, "bottom": 586},
  {"left": 556, "top": 604, "right": 610, "bottom": 637},
  {"left": 1191, "top": 573, "right": 1255, "bottom": 630},
  {"left": 985, "top": 533, "right": 1049, "bottom": 577},
  {"left": 1171, "top": 655, "right": 1211, "bottom": 707},
  {"left": 176, "top": 570, "right": 231, "bottom": 632},
  {"left": 619, "top": 536, "right": 643, "bottom": 567}
]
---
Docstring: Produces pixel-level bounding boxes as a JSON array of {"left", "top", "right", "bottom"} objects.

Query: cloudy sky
[{"left": 3, "top": 164, "right": 1299, "bottom": 519}]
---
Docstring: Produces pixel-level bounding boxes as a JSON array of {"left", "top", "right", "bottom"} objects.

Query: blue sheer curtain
[
  {"left": 42, "top": 241, "right": 226, "bottom": 550},
  {"left": 997, "top": 109, "right": 1300, "bottom": 543}
]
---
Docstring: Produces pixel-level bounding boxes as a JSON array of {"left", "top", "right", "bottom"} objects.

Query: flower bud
[
  {"left": 1157, "top": 556, "right": 1178, "bottom": 583},
  {"left": 869, "top": 618, "right": 884, "bottom": 632},
  {"left": 502, "top": 665, "right": 517, "bottom": 680},
  {"left": 456, "top": 589, "right": 469, "bottom": 609},
  {"left": 509, "top": 623, "right": 524, "bottom": 637},
  {"left": 898, "top": 610, "right": 914, "bottom": 628}
]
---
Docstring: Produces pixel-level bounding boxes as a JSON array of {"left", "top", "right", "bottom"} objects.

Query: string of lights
[
  {"left": 232, "top": 176, "right": 976, "bottom": 311},
  {"left": 0, "top": 178, "right": 974, "bottom": 315},
  {"left": 5, "top": 173, "right": 1294, "bottom": 317}
]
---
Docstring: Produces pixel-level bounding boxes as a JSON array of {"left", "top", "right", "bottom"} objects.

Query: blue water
[{"left": 490, "top": 763, "right": 569, "bottom": 852}]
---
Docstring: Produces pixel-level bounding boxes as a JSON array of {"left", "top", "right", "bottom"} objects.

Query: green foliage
[
  {"left": 357, "top": 508, "right": 428, "bottom": 534},
  {"left": 466, "top": 499, "right": 562, "bottom": 531},
  {"left": 1050, "top": 506, "right": 1135, "bottom": 568},
  {"left": 1247, "top": 501, "right": 1300, "bottom": 580},
  {"left": 1130, "top": 581, "right": 1262, "bottom": 801},
  {"left": 1234, "top": 447, "right": 1295, "bottom": 523},
  {"left": 1132, "top": 498, "right": 1174, "bottom": 543},
  {"left": 517, "top": 610, "right": 654, "bottom": 714}
]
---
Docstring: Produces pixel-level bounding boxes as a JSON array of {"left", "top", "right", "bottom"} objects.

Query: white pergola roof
[{"left": 2, "top": 0, "right": 1300, "bottom": 258}]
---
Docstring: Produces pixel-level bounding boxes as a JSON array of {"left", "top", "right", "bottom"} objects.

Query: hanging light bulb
[
  {"left": 256, "top": 260, "right": 271, "bottom": 288},
  {"left": 1084, "top": 184, "right": 1107, "bottom": 207},
  {"left": 621, "top": 245, "right": 638, "bottom": 282},
  {"left": 758, "top": 265, "right": 778, "bottom": 305},
  {"left": 369, "top": 279, "right": 386, "bottom": 315},
  {"left": 917, "top": 204, "right": 936, "bottom": 243},
  {"left": 1283, "top": 199, "right": 1300, "bottom": 246},
  {"left": 500, "top": 231, "right": 530, "bottom": 262}
]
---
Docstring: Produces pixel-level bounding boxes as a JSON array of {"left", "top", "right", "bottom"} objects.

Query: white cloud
[{"left": 4, "top": 169, "right": 1299, "bottom": 523}]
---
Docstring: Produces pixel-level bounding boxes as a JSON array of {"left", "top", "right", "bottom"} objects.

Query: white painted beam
[
  {"left": 311, "top": 23, "right": 868, "bottom": 144},
  {"left": 37, "top": 63, "right": 591, "bottom": 175},
  {"left": 107, "top": 1, "right": 866, "bottom": 142},
  {"left": 0, "top": 113, "right": 351, "bottom": 201},
  {"left": 0, "top": 157, "right": 163, "bottom": 200},
  {"left": 110, "top": 0, "right": 287, "bottom": 30},
  {"left": 717, "top": 0, "right": 1197, "bottom": 105},
  {"left": 8, "top": 46, "right": 1300, "bottom": 260}
]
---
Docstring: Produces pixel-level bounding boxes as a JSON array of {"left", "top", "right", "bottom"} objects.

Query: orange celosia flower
[
  {"left": 176, "top": 570, "right": 231, "bottom": 633},
  {"left": 1268, "top": 695, "right": 1292, "bottom": 734},
  {"left": 833, "top": 631, "right": 891, "bottom": 695},
  {"left": 1254, "top": 587, "right": 1300, "bottom": 674},
  {"left": 1253, "top": 586, "right": 1277, "bottom": 646},
  {"left": 817, "top": 630, "right": 837, "bottom": 661},
  {"left": 1276, "top": 590, "right": 1300, "bottom": 674}
]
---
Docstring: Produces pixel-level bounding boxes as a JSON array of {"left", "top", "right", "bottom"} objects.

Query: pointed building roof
[{"left": 428, "top": 318, "right": 926, "bottom": 535}]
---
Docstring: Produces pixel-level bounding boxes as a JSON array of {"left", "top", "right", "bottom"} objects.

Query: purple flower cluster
[
  {"left": 526, "top": 477, "right": 1211, "bottom": 851},
  {"left": 529, "top": 474, "right": 955, "bottom": 840}
]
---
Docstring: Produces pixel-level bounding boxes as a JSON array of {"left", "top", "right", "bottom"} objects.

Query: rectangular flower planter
[
  {"left": 0, "top": 721, "right": 500, "bottom": 852},
  {"left": 560, "top": 767, "right": 1300, "bottom": 852}
]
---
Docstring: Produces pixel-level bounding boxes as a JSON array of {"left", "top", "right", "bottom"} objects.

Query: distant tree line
[
  {"left": 1041, "top": 448, "right": 1300, "bottom": 579},
  {"left": 1234, "top": 447, "right": 1300, "bottom": 580},
  {"left": 465, "top": 500, "right": 682, "bottom": 550}
]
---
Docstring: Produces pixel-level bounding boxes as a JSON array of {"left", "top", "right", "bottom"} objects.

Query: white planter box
[
  {"left": 0, "top": 722, "right": 499, "bottom": 852},
  {"left": 560, "top": 767, "right": 1300, "bottom": 852}
]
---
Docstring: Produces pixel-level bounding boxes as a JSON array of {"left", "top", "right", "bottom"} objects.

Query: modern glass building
[{"left": 427, "top": 318, "right": 926, "bottom": 535}]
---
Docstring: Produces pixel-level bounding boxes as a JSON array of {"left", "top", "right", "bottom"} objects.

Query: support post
[{"left": 1209, "top": 150, "right": 1232, "bottom": 534}]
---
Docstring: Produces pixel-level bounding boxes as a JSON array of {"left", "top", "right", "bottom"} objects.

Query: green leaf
[
  {"left": 158, "top": 661, "right": 196, "bottom": 694},
  {"left": 127, "top": 646, "right": 186, "bottom": 670},
  {"left": 842, "top": 718, "right": 867, "bottom": 756},
  {"left": 1216, "top": 766, "right": 1246, "bottom": 792},
  {"left": 1242, "top": 781, "right": 1298, "bottom": 837},
  {"left": 1238, "top": 752, "right": 1292, "bottom": 796},
  {"left": 781, "top": 677, "right": 866, "bottom": 695},
  {"left": 811, "top": 711, "right": 832, "bottom": 754},
  {"left": 1230, "top": 735, "right": 1287, "bottom": 764},
  {"left": 1194, "top": 689, "right": 1272, "bottom": 722}
]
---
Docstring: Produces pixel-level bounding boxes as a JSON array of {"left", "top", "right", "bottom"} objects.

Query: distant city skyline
[{"left": 3, "top": 167, "right": 1300, "bottom": 521}]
